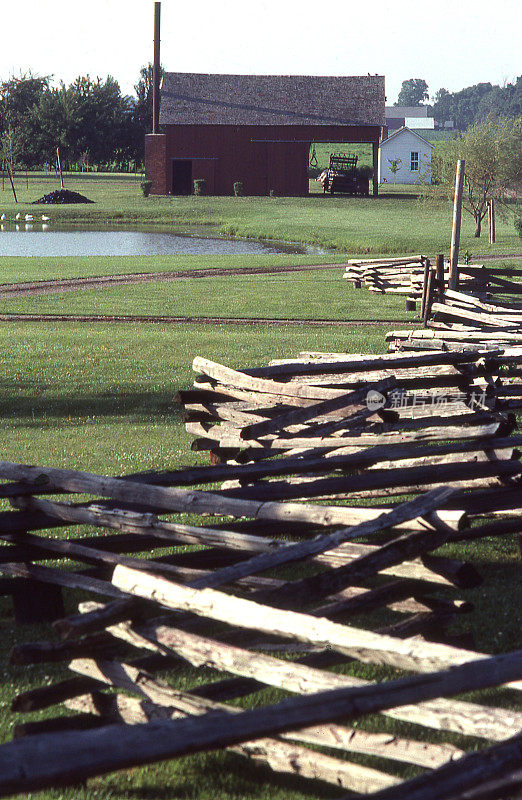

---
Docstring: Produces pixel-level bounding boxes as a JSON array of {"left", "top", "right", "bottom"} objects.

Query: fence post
[
  {"left": 436, "top": 254, "right": 445, "bottom": 298},
  {"left": 420, "top": 257, "right": 430, "bottom": 318},
  {"left": 423, "top": 266, "right": 434, "bottom": 327},
  {"left": 57, "top": 147, "right": 64, "bottom": 189},
  {"left": 449, "top": 160, "right": 465, "bottom": 291},
  {"left": 488, "top": 199, "right": 496, "bottom": 244}
]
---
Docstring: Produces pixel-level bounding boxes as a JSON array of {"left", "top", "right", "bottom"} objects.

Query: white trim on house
[{"left": 380, "top": 127, "right": 434, "bottom": 148}]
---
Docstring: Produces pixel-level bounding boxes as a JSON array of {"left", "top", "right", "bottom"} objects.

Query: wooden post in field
[
  {"left": 449, "top": 160, "right": 465, "bottom": 290},
  {"left": 372, "top": 141, "right": 379, "bottom": 196},
  {"left": 488, "top": 199, "right": 496, "bottom": 244},
  {"left": 436, "top": 254, "right": 445, "bottom": 298},
  {"left": 420, "top": 257, "right": 430, "bottom": 318},
  {"left": 56, "top": 147, "right": 64, "bottom": 189},
  {"left": 422, "top": 267, "right": 434, "bottom": 327}
]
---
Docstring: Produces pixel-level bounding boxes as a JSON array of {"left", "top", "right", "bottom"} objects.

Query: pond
[{"left": 0, "top": 226, "right": 319, "bottom": 257}]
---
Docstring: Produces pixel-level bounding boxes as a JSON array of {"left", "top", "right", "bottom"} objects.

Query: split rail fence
[
  {"left": 0, "top": 339, "right": 521, "bottom": 796},
  {"left": 343, "top": 257, "right": 486, "bottom": 299}
]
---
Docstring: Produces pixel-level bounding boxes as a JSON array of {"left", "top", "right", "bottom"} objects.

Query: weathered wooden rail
[
  {"left": 344, "top": 256, "right": 486, "bottom": 299},
  {"left": 0, "top": 542, "right": 521, "bottom": 797}
]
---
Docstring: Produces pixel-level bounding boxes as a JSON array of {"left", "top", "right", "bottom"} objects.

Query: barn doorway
[
  {"left": 308, "top": 143, "right": 374, "bottom": 195},
  {"left": 172, "top": 160, "right": 192, "bottom": 195}
]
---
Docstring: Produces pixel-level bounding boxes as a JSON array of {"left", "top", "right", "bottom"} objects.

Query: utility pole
[{"left": 152, "top": 2, "right": 161, "bottom": 134}]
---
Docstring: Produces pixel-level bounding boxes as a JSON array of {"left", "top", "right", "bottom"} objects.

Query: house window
[{"left": 410, "top": 152, "right": 419, "bottom": 171}]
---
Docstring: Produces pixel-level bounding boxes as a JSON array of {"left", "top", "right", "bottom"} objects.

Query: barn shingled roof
[{"left": 159, "top": 73, "right": 385, "bottom": 127}]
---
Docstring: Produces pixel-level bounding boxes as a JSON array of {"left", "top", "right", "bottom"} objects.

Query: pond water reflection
[{"left": 0, "top": 226, "right": 318, "bottom": 257}]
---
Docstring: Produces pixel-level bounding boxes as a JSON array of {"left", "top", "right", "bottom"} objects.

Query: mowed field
[
  {"left": 1, "top": 170, "right": 521, "bottom": 254},
  {"left": 0, "top": 266, "right": 418, "bottom": 321},
  {"left": 0, "top": 174, "right": 521, "bottom": 800}
]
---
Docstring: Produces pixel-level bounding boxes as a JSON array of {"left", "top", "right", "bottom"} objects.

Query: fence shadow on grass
[
  {"left": 116, "top": 750, "right": 341, "bottom": 800},
  {"left": 0, "top": 388, "right": 182, "bottom": 426}
]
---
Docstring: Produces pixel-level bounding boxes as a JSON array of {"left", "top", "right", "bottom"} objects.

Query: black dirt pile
[{"left": 33, "top": 189, "right": 94, "bottom": 205}]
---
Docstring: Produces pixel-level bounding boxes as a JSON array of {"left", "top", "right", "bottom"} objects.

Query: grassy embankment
[{"left": 1, "top": 171, "right": 520, "bottom": 255}]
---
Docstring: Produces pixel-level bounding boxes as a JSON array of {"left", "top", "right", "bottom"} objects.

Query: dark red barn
[{"left": 145, "top": 73, "right": 386, "bottom": 197}]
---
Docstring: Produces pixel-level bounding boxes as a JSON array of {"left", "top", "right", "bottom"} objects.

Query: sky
[{"left": 0, "top": 0, "right": 520, "bottom": 104}]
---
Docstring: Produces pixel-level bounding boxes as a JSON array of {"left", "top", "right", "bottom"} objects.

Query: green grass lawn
[
  {"left": 0, "top": 269, "right": 418, "bottom": 321},
  {"left": 0, "top": 321, "right": 391, "bottom": 471},
  {"left": 1, "top": 172, "right": 520, "bottom": 255}
]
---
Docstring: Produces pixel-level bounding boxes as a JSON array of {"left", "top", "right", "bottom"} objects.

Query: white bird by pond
[
  {"left": 15, "top": 213, "right": 21, "bottom": 220},
  {"left": 0, "top": 214, "right": 5, "bottom": 221},
  {"left": 24, "top": 214, "right": 33, "bottom": 222},
  {"left": 41, "top": 215, "right": 50, "bottom": 222}
]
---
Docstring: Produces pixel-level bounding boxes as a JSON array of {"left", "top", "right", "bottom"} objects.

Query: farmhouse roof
[
  {"left": 385, "top": 105, "right": 429, "bottom": 118},
  {"left": 159, "top": 73, "right": 386, "bottom": 127},
  {"left": 379, "top": 126, "right": 434, "bottom": 148}
]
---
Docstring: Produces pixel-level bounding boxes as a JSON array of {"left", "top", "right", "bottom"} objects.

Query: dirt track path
[
  {"left": 0, "top": 256, "right": 519, "bottom": 300},
  {"left": 0, "top": 262, "right": 345, "bottom": 299},
  {"left": 0, "top": 313, "right": 410, "bottom": 326}
]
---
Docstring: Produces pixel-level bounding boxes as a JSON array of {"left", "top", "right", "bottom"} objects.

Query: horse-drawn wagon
[{"left": 317, "top": 153, "right": 370, "bottom": 196}]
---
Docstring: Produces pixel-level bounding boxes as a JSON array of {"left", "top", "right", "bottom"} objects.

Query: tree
[
  {"left": 432, "top": 88, "right": 451, "bottom": 126},
  {"left": 0, "top": 128, "right": 18, "bottom": 201},
  {"left": 0, "top": 72, "right": 50, "bottom": 168},
  {"left": 387, "top": 157, "right": 402, "bottom": 184},
  {"left": 431, "top": 115, "right": 522, "bottom": 237},
  {"left": 66, "top": 75, "right": 132, "bottom": 166},
  {"left": 504, "top": 75, "right": 522, "bottom": 118},
  {"left": 396, "top": 79, "right": 428, "bottom": 106},
  {"left": 432, "top": 78, "right": 522, "bottom": 130},
  {"left": 0, "top": 66, "right": 162, "bottom": 171},
  {"left": 25, "top": 83, "right": 78, "bottom": 167}
]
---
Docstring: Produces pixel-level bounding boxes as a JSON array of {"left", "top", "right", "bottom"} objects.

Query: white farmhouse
[{"left": 378, "top": 127, "right": 433, "bottom": 185}]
